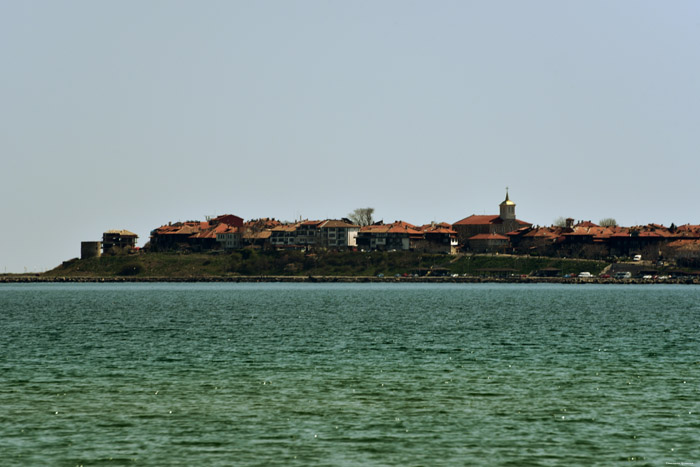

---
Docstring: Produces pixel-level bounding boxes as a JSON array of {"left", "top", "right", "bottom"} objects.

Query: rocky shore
[{"left": 2, "top": 275, "right": 698, "bottom": 285}]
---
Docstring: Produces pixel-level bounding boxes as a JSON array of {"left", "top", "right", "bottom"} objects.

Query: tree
[
  {"left": 599, "top": 218, "right": 618, "bottom": 227},
  {"left": 348, "top": 207, "right": 374, "bottom": 226},
  {"left": 553, "top": 217, "right": 568, "bottom": 228}
]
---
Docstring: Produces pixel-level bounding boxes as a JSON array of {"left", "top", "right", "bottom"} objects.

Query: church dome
[{"left": 500, "top": 191, "right": 515, "bottom": 206}]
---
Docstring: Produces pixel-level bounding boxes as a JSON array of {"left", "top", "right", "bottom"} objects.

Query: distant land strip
[{"left": 2, "top": 275, "right": 698, "bottom": 285}]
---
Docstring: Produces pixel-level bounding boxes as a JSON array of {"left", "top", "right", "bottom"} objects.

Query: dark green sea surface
[{"left": 1, "top": 283, "right": 699, "bottom": 466}]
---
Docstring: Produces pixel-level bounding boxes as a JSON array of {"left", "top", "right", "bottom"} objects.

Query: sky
[{"left": 1, "top": 1, "right": 699, "bottom": 273}]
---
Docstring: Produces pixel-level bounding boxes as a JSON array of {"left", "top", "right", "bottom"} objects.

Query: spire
[
  {"left": 500, "top": 187, "right": 515, "bottom": 207},
  {"left": 499, "top": 188, "right": 516, "bottom": 220}
]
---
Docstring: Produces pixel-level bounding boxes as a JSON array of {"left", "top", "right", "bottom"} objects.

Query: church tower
[{"left": 499, "top": 189, "right": 516, "bottom": 221}]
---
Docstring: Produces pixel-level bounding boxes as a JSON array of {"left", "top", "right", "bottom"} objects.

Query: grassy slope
[{"left": 45, "top": 251, "right": 608, "bottom": 278}]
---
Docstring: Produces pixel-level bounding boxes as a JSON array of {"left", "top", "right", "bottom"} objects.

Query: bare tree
[
  {"left": 553, "top": 217, "right": 568, "bottom": 228},
  {"left": 348, "top": 207, "right": 374, "bottom": 226},
  {"left": 599, "top": 218, "right": 618, "bottom": 227}
]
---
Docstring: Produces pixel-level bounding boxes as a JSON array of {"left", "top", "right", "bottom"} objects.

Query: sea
[{"left": 1, "top": 282, "right": 698, "bottom": 466}]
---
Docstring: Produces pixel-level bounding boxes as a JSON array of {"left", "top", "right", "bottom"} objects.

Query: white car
[{"left": 578, "top": 272, "right": 594, "bottom": 278}]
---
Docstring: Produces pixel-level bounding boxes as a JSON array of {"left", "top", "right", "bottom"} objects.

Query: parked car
[
  {"left": 578, "top": 272, "right": 594, "bottom": 278},
  {"left": 614, "top": 271, "right": 632, "bottom": 279},
  {"left": 633, "top": 255, "right": 642, "bottom": 261}
]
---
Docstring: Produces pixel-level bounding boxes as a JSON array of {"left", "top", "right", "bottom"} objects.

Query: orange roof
[
  {"left": 420, "top": 222, "right": 452, "bottom": 231},
  {"left": 469, "top": 233, "right": 509, "bottom": 240},
  {"left": 155, "top": 223, "right": 207, "bottom": 236},
  {"left": 454, "top": 215, "right": 501, "bottom": 226},
  {"left": 300, "top": 220, "right": 323, "bottom": 227},
  {"left": 388, "top": 220, "right": 418, "bottom": 229},
  {"left": 523, "top": 228, "right": 559, "bottom": 238},
  {"left": 270, "top": 224, "right": 299, "bottom": 232},
  {"left": 667, "top": 239, "right": 700, "bottom": 248},
  {"left": 243, "top": 231, "right": 272, "bottom": 240},
  {"left": 189, "top": 223, "right": 231, "bottom": 239},
  {"left": 424, "top": 227, "right": 457, "bottom": 235},
  {"left": 219, "top": 226, "right": 240, "bottom": 234},
  {"left": 387, "top": 225, "right": 422, "bottom": 235},
  {"left": 319, "top": 219, "right": 359, "bottom": 228},
  {"left": 563, "top": 228, "right": 594, "bottom": 237},
  {"left": 189, "top": 230, "right": 216, "bottom": 239},
  {"left": 359, "top": 221, "right": 423, "bottom": 236},
  {"left": 676, "top": 224, "right": 700, "bottom": 232}
]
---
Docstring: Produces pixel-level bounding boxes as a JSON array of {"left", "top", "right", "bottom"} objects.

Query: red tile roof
[
  {"left": 469, "top": 233, "right": 509, "bottom": 240},
  {"left": 211, "top": 214, "right": 243, "bottom": 227},
  {"left": 319, "top": 219, "right": 359, "bottom": 229},
  {"left": 155, "top": 222, "right": 208, "bottom": 236},
  {"left": 243, "top": 231, "right": 272, "bottom": 240},
  {"left": 522, "top": 228, "right": 559, "bottom": 238},
  {"left": 420, "top": 222, "right": 453, "bottom": 231},
  {"left": 425, "top": 227, "right": 457, "bottom": 235},
  {"left": 359, "top": 221, "right": 423, "bottom": 236},
  {"left": 453, "top": 215, "right": 501, "bottom": 226},
  {"left": 666, "top": 239, "right": 700, "bottom": 249},
  {"left": 270, "top": 224, "right": 299, "bottom": 232}
]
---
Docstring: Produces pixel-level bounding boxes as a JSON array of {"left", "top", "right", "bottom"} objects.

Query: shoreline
[{"left": 1, "top": 275, "right": 698, "bottom": 285}]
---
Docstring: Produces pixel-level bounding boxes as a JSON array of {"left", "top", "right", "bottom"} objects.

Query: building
[
  {"left": 269, "top": 223, "right": 301, "bottom": 248},
  {"left": 268, "top": 219, "right": 360, "bottom": 250},
  {"left": 149, "top": 213, "right": 244, "bottom": 251},
  {"left": 102, "top": 230, "right": 138, "bottom": 254},
  {"left": 413, "top": 223, "right": 459, "bottom": 253},
  {"left": 216, "top": 226, "right": 242, "bottom": 250},
  {"left": 149, "top": 221, "right": 208, "bottom": 251},
  {"left": 468, "top": 233, "right": 511, "bottom": 253},
  {"left": 241, "top": 218, "right": 280, "bottom": 247},
  {"left": 296, "top": 221, "right": 323, "bottom": 248},
  {"left": 317, "top": 219, "right": 360, "bottom": 248},
  {"left": 452, "top": 191, "right": 532, "bottom": 249},
  {"left": 188, "top": 223, "right": 231, "bottom": 251},
  {"left": 356, "top": 221, "right": 424, "bottom": 251}
]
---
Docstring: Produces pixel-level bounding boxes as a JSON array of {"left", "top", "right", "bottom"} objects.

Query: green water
[{"left": 1, "top": 283, "right": 699, "bottom": 465}]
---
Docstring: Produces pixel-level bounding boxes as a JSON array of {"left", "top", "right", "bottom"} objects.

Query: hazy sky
[{"left": 2, "top": 1, "right": 699, "bottom": 272}]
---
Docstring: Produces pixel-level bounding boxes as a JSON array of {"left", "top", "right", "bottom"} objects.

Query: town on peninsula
[{"left": 13, "top": 191, "right": 700, "bottom": 283}]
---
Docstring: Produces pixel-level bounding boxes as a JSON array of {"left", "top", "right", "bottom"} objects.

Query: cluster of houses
[
  {"left": 81, "top": 192, "right": 700, "bottom": 266},
  {"left": 146, "top": 215, "right": 459, "bottom": 254}
]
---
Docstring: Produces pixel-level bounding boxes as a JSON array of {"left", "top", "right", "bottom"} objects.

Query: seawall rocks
[{"left": 1, "top": 275, "right": 698, "bottom": 285}]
